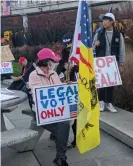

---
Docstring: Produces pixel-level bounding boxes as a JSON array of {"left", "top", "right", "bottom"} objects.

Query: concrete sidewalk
[
  {"left": 2, "top": 79, "right": 133, "bottom": 147},
  {"left": 1, "top": 82, "right": 133, "bottom": 166},
  {"left": 1, "top": 99, "right": 133, "bottom": 166}
]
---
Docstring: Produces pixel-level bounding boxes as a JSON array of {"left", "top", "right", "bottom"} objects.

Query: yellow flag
[{"left": 75, "top": 0, "right": 100, "bottom": 154}]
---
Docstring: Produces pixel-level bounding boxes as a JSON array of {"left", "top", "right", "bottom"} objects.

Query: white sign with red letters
[
  {"left": 0, "top": 62, "right": 13, "bottom": 74},
  {"left": 94, "top": 56, "right": 122, "bottom": 88}
]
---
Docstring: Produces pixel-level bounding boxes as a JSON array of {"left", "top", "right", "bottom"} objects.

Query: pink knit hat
[{"left": 37, "top": 48, "right": 61, "bottom": 62}]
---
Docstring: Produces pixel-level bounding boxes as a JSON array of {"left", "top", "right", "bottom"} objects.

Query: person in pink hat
[{"left": 29, "top": 48, "right": 70, "bottom": 166}]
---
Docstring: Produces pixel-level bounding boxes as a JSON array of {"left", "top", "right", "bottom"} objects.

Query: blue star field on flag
[{"left": 80, "top": 0, "right": 92, "bottom": 48}]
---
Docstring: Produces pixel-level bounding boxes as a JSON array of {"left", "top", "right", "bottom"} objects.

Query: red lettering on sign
[
  {"left": 58, "top": 106, "right": 64, "bottom": 116},
  {"left": 54, "top": 109, "right": 60, "bottom": 117},
  {"left": 2, "top": 63, "right": 9, "bottom": 68},
  {"left": 96, "top": 58, "right": 106, "bottom": 68},
  {"left": 95, "top": 74, "right": 100, "bottom": 88},
  {"left": 47, "top": 109, "right": 54, "bottom": 118},
  {"left": 101, "top": 73, "right": 109, "bottom": 87},
  {"left": 106, "top": 57, "right": 113, "bottom": 67},
  {"left": 40, "top": 107, "right": 65, "bottom": 120},
  {"left": 106, "top": 73, "right": 114, "bottom": 86},
  {"left": 41, "top": 111, "right": 47, "bottom": 119}
]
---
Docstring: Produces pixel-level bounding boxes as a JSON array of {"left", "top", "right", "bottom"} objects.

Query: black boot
[
  {"left": 53, "top": 158, "right": 68, "bottom": 166},
  {"left": 71, "top": 139, "right": 76, "bottom": 147},
  {"left": 50, "top": 133, "right": 56, "bottom": 141},
  {"left": 67, "top": 139, "right": 76, "bottom": 149}
]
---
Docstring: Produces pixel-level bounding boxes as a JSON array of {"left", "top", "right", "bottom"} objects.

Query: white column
[
  {"left": 22, "top": 14, "right": 28, "bottom": 31},
  {"left": 20, "top": 0, "right": 29, "bottom": 30}
]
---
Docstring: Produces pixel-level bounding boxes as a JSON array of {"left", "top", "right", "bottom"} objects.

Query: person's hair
[
  {"left": 37, "top": 58, "right": 54, "bottom": 67},
  {"left": 32, "top": 47, "right": 42, "bottom": 63},
  {"left": 103, "top": 16, "right": 113, "bottom": 22},
  {"left": 112, "top": 22, "right": 115, "bottom": 29},
  {"left": 60, "top": 48, "right": 70, "bottom": 64}
]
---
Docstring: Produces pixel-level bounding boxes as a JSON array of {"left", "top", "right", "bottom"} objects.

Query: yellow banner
[
  {"left": 76, "top": 44, "right": 100, "bottom": 154},
  {"left": 4, "top": 31, "right": 12, "bottom": 41},
  {"left": 1, "top": 45, "right": 15, "bottom": 62}
]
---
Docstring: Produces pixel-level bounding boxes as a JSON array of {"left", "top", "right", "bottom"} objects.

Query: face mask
[
  {"left": 48, "top": 60, "right": 57, "bottom": 70},
  {"left": 64, "top": 62, "right": 69, "bottom": 70}
]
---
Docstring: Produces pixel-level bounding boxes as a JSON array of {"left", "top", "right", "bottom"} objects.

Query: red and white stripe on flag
[
  {"left": 70, "top": 33, "right": 81, "bottom": 65},
  {"left": 69, "top": 0, "right": 81, "bottom": 65}
]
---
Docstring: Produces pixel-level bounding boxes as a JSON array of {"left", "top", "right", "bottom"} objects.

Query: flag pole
[
  {"left": 66, "top": 0, "right": 82, "bottom": 82},
  {"left": 65, "top": 38, "right": 74, "bottom": 82}
]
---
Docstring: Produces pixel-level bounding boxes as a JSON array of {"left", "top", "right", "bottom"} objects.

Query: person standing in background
[
  {"left": 93, "top": 13, "right": 125, "bottom": 112},
  {"left": 56, "top": 32, "right": 78, "bottom": 148}
]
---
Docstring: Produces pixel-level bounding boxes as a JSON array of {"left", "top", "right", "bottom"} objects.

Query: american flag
[
  {"left": 69, "top": 104, "right": 77, "bottom": 118},
  {"left": 3, "top": 0, "right": 10, "bottom": 16},
  {"left": 75, "top": 0, "right": 100, "bottom": 153},
  {"left": 69, "top": 0, "right": 81, "bottom": 65},
  {"left": 70, "top": 0, "right": 93, "bottom": 72},
  {"left": 70, "top": 1, "right": 113, "bottom": 63},
  {"left": 70, "top": 33, "right": 81, "bottom": 65},
  {"left": 80, "top": 0, "right": 92, "bottom": 48},
  {"left": 70, "top": 0, "right": 92, "bottom": 65}
]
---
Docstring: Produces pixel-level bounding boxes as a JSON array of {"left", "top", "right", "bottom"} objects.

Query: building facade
[
  {"left": 1, "top": 0, "right": 128, "bottom": 45},
  {"left": 1, "top": 0, "right": 123, "bottom": 31}
]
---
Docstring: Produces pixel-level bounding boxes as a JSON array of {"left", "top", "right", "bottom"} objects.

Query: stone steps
[{"left": 100, "top": 108, "right": 133, "bottom": 149}]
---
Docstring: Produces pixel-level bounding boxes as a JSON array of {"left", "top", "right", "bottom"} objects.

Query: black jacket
[
  {"left": 22, "top": 63, "right": 35, "bottom": 82},
  {"left": 70, "top": 65, "right": 79, "bottom": 82},
  {"left": 96, "top": 29, "right": 120, "bottom": 61},
  {"left": 56, "top": 64, "right": 78, "bottom": 82}
]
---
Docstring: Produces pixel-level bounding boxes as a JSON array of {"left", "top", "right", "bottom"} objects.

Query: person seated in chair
[
  {"left": 29, "top": 48, "right": 70, "bottom": 166},
  {"left": 8, "top": 57, "right": 34, "bottom": 91}
]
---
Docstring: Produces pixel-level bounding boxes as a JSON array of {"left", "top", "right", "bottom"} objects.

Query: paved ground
[
  {"left": 1, "top": 81, "right": 133, "bottom": 166},
  {"left": 1, "top": 99, "right": 133, "bottom": 166},
  {"left": 2, "top": 129, "right": 133, "bottom": 166}
]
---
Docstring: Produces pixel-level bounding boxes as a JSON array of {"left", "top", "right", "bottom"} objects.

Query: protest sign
[
  {"left": 33, "top": 83, "right": 78, "bottom": 126},
  {"left": 0, "top": 62, "right": 13, "bottom": 74},
  {"left": 94, "top": 56, "right": 122, "bottom": 88},
  {"left": 1, "top": 45, "right": 14, "bottom": 62}
]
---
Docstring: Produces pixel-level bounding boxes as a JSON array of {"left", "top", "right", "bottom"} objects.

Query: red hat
[
  {"left": 18, "top": 57, "right": 26, "bottom": 64},
  {"left": 37, "top": 48, "right": 61, "bottom": 62}
]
